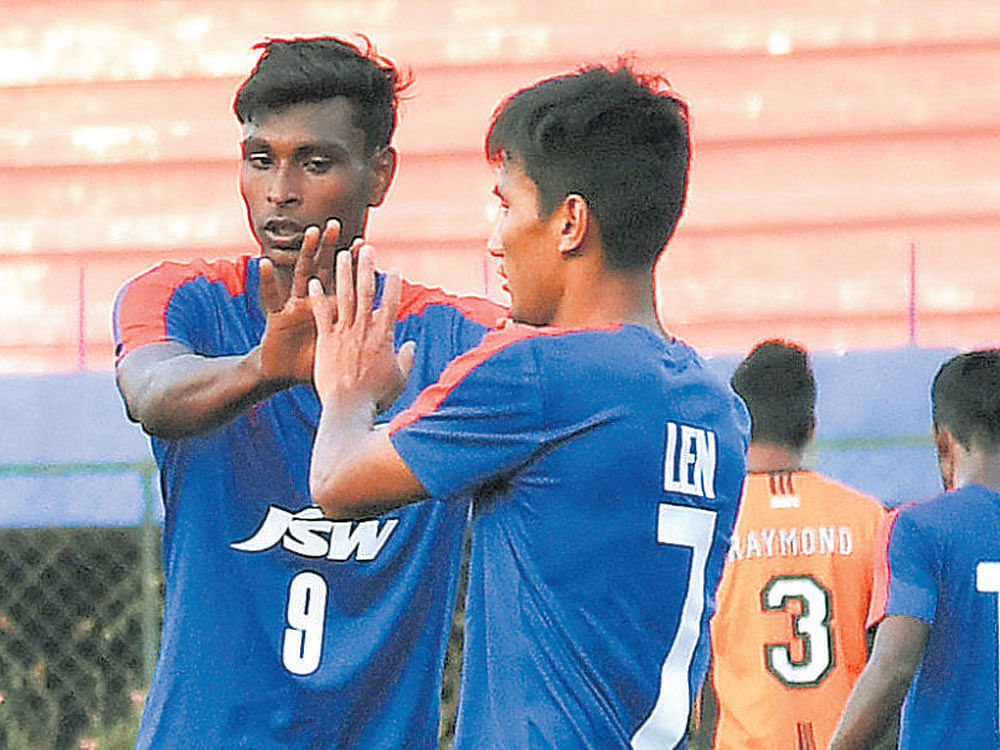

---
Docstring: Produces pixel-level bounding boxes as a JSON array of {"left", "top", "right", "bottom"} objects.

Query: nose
[
  {"left": 267, "top": 164, "right": 300, "bottom": 206},
  {"left": 486, "top": 217, "right": 503, "bottom": 256}
]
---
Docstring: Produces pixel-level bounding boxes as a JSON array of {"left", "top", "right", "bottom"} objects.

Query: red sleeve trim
[
  {"left": 397, "top": 279, "right": 507, "bottom": 328},
  {"left": 114, "top": 256, "right": 250, "bottom": 363},
  {"left": 866, "top": 508, "right": 902, "bottom": 629},
  {"left": 388, "top": 323, "right": 537, "bottom": 435}
]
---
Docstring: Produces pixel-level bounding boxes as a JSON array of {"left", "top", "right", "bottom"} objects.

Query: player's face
[
  {"left": 240, "top": 97, "right": 392, "bottom": 272},
  {"left": 488, "top": 159, "right": 565, "bottom": 325}
]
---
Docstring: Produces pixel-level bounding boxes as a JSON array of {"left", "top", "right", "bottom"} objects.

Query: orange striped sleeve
[
  {"left": 113, "top": 257, "right": 249, "bottom": 362},
  {"left": 388, "top": 324, "right": 537, "bottom": 435},
  {"left": 397, "top": 279, "right": 506, "bottom": 327}
]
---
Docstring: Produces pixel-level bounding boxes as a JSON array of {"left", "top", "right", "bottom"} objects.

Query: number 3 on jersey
[
  {"left": 761, "top": 575, "right": 833, "bottom": 687},
  {"left": 283, "top": 571, "right": 327, "bottom": 675}
]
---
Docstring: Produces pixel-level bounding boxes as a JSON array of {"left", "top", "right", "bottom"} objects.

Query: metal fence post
[{"left": 140, "top": 466, "right": 159, "bottom": 685}]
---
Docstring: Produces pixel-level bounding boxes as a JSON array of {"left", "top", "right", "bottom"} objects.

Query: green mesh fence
[
  {"left": 0, "top": 435, "right": 932, "bottom": 748},
  {"left": 0, "top": 462, "right": 160, "bottom": 750}
]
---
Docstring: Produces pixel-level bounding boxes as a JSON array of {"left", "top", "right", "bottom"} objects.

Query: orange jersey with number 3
[{"left": 709, "top": 471, "right": 886, "bottom": 749}]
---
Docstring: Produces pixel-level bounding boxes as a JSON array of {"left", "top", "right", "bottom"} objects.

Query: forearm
[
  {"left": 118, "top": 344, "right": 292, "bottom": 439},
  {"left": 829, "top": 615, "right": 927, "bottom": 749},
  {"left": 309, "top": 392, "right": 427, "bottom": 519},
  {"left": 828, "top": 665, "right": 907, "bottom": 748}
]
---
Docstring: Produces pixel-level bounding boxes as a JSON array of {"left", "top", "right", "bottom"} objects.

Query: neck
[
  {"left": 954, "top": 449, "right": 1000, "bottom": 493},
  {"left": 550, "top": 263, "right": 664, "bottom": 334},
  {"left": 746, "top": 441, "right": 804, "bottom": 473}
]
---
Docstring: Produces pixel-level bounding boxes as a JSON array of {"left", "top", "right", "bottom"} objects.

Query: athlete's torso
[
  {"left": 880, "top": 484, "right": 1000, "bottom": 748},
  {"left": 710, "top": 471, "right": 885, "bottom": 749},
  {"left": 114, "top": 255, "right": 503, "bottom": 748},
  {"left": 390, "top": 323, "right": 750, "bottom": 749}
]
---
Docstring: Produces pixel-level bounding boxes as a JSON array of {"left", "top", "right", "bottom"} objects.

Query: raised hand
[
  {"left": 309, "top": 244, "right": 415, "bottom": 411},
  {"left": 257, "top": 219, "right": 341, "bottom": 384}
]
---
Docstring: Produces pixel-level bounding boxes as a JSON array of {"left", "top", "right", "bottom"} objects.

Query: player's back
[
  {"left": 710, "top": 471, "right": 886, "bottom": 749},
  {"left": 878, "top": 484, "right": 1000, "bottom": 747},
  {"left": 451, "top": 323, "right": 749, "bottom": 749}
]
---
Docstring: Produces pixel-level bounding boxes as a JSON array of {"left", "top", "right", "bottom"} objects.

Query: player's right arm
[
  {"left": 828, "top": 614, "right": 928, "bottom": 749},
  {"left": 116, "top": 338, "right": 296, "bottom": 439},
  {"left": 117, "top": 224, "right": 339, "bottom": 439}
]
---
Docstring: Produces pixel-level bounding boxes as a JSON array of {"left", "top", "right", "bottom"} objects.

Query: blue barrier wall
[
  {"left": 704, "top": 345, "right": 956, "bottom": 506},
  {"left": 0, "top": 345, "right": 958, "bottom": 527},
  {"left": 0, "top": 372, "right": 158, "bottom": 527}
]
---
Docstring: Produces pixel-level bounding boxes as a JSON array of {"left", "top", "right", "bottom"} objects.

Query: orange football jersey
[{"left": 709, "top": 471, "right": 886, "bottom": 749}]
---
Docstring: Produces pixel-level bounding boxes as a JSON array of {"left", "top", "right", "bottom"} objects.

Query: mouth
[{"left": 262, "top": 218, "right": 305, "bottom": 250}]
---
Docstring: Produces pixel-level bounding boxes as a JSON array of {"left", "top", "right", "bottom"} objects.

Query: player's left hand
[{"left": 308, "top": 243, "right": 415, "bottom": 412}]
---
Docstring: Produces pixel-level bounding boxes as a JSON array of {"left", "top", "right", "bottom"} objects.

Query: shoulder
[
  {"left": 117, "top": 255, "right": 253, "bottom": 303},
  {"left": 397, "top": 278, "right": 506, "bottom": 328},
  {"left": 803, "top": 472, "right": 886, "bottom": 514}
]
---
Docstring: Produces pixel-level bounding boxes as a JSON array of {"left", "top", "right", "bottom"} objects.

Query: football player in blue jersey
[
  {"left": 113, "top": 37, "right": 503, "bottom": 748},
  {"left": 830, "top": 349, "right": 1000, "bottom": 748},
  {"left": 306, "top": 64, "right": 750, "bottom": 748}
]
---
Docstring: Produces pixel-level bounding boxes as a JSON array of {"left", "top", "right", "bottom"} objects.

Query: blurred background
[{"left": 0, "top": 0, "right": 998, "bottom": 746}]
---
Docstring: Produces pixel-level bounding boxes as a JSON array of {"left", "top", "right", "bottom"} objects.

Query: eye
[
  {"left": 246, "top": 151, "right": 272, "bottom": 169},
  {"left": 303, "top": 155, "right": 335, "bottom": 174}
]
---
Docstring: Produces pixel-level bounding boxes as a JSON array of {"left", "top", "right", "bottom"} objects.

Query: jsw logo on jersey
[{"left": 230, "top": 505, "right": 398, "bottom": 561}]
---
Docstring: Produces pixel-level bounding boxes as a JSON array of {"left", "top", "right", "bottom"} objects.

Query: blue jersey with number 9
[{"left": 113, "top": 255, "right": 504, "bottom": 749}]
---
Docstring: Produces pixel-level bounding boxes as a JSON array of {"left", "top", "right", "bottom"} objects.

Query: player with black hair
[
  {"left": 303, "top": 63, "right": 750, "bottom": 747},
  {"left": 113, "top": 36, "right": 503, "bottom": 748},
  {"left": 831, "top": 349, "right": 1000, "bottom": 748},
  {"left": 705, "top": 340, "right": 886, "bottom": 749}
]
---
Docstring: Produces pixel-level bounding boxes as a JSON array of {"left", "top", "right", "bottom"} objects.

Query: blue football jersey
[
  {"left": 113, "top": 255, "right": 504, "bottom": 749},
  {"left": 874, "top": 484, "right": 1000, "bottom": 748},
  {"left": 389, "top": 322, "right": 750, "bottom": 749}
]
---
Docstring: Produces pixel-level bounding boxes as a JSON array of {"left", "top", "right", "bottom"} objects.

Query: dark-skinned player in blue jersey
[{"left": 113, "top": 37, "right": 503, "bottom": 748}]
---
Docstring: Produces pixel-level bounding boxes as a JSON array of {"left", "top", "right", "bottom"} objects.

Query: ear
[
  {"left": 933, "top": 423, "right": 958, "bottom": 490},
  {"left": 555, "top": 194, "right": 590, "bottom": 256},
  {"left": 367, "top": 147, "right": 397, "bottom": 208}
]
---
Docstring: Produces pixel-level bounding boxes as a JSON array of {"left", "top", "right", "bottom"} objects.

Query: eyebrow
[{"left": 240, "top": 136, "right": 352, "bottom": 156}]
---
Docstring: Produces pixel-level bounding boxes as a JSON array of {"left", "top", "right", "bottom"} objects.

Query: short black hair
[
  {"left": 485, "top": 63, "right": 690, "bottom": 271},
  {"left": 731, "top": 340, "right": 816, "bottom": 451},
  {"left": 233, "top": 36, "right": 408, "bottom": 155},
  {"left": 932, "top": 349, "right": 1000, "bottom": 451}
]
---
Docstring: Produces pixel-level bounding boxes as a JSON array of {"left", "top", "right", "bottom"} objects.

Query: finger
[
  {"left": 291, "top": 226, "right": 321, "bottom": 298},
  {"left": 308, "top": 277, "right": 335, "bottom": 332},
  {"left": 335, "top": 249, "right": 355, "bottom": 327},
  {"left": 348, "top": 237, "right": 365, "bottom": 262},
  {"left": 315, "top": 219, "right": 341, "bottom": 292},
  {"left": 356, "top": 244, "right": 376, "bottom": 326},
  {"left": 258, "top": 258, "right": 283, "bottom": 314},
  {"left": 396, "top": 340, "right": 417, "bottom": 381},
  {"left": 376, "top": 268, "right": 402, "bottom": 340}
]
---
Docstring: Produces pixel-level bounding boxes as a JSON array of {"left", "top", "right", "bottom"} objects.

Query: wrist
[
  {"left": 244, "top": 346, "right": 296, "bottom": 395},
  {"left": 316, "top": 383, "right": 378, "bottom": 419}
]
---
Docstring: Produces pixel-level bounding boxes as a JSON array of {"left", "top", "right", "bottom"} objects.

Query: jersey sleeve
[
  {"left": 112, "top": 258, "right": 248, "bottom": 362},
  {"left": 881, "top": 508, "right": 939, "bottom": 623},
  {"left": 387, "top": 330, "right": 544, "bottom": 501},
  {"left": 393, "top": 278, "right": 506, "bottom": 354},
  {"left": 388, "top": 327, "right": 622, "bottom": 502}
]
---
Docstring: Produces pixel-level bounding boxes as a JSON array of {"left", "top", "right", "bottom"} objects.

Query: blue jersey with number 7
[{"left": 389, "top": 322, "right": 750, "bottom": 749}]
